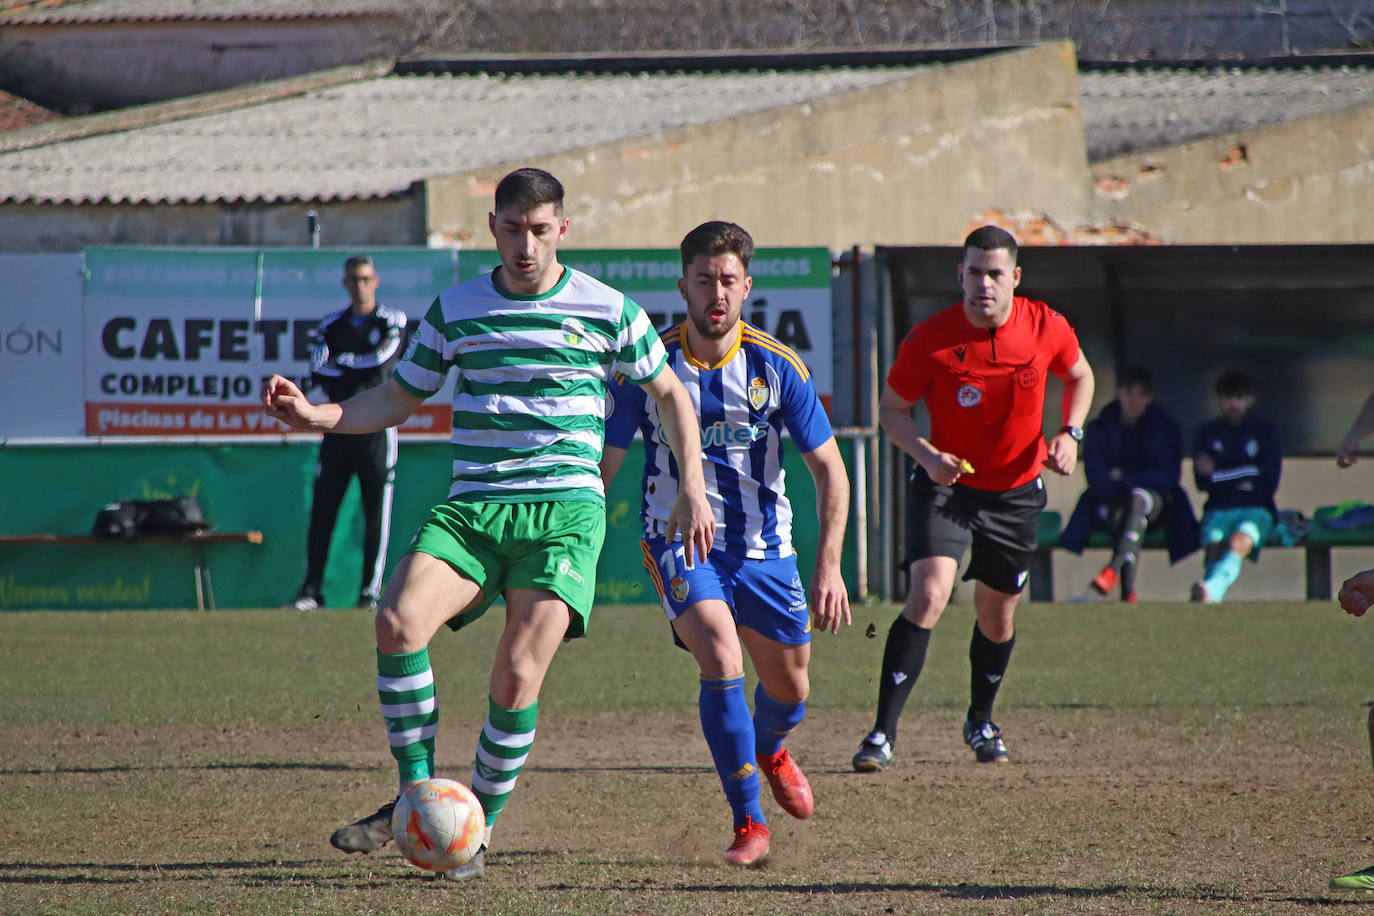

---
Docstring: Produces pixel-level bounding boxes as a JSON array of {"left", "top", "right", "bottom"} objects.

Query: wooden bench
[
  {"left": 1031, "top": 506, "right": 1373, "bottom": 602},
  {"left": 0, "top": 531, "right": 264, "bottom": 611}
]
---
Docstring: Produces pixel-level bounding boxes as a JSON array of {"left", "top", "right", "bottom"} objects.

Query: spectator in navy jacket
[
  {"left": 1060, "top": 367, "right": 1199, "bottom": 601},
  {"left": 1190, "top": 370, "right": 1281, "bottom": 603}
]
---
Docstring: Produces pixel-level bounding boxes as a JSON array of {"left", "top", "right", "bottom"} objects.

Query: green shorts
[
  {"left": 408, "top": 499, "right": 606, "bottom": 638},
  {"left": 1200, "top": 507, "right": 1275, "bottom": 559}
]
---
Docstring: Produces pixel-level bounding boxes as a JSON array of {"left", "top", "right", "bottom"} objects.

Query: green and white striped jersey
[{"left": 393, "top": 266, "right": 667, "bottom": 504}]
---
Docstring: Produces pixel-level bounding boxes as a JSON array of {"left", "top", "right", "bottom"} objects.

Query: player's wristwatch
[{"left": 1060, "top": 425, "right": 1084, "bottom": 442}]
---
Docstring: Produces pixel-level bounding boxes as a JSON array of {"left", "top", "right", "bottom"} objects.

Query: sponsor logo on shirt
[
  {"left": 957, "top": 384, "right": 983, "bottom": 408},
  {"left": 700, "top": 420, "right": 769, "bottom": 448}
]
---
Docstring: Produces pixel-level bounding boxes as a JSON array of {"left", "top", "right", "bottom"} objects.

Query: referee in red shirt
[{"left": 854, "top": 226, "right": 1094, "bottom": 770}]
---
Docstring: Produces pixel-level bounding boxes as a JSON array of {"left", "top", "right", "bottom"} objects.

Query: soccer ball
[{"left": 391, "top": 778, "right": 486, "bottom": 871}]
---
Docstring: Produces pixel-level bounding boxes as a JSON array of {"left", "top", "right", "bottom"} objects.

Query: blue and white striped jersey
[{"left": 606, "top": 321, "right": 834, "bottom": 559}]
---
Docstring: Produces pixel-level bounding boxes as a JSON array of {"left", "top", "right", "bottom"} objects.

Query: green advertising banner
[
  {"left": 0, "top": 440, "right": 856, "bottom": 611},
  {"left": 460, "top": 247, "right": 835, "bottom": 402}
]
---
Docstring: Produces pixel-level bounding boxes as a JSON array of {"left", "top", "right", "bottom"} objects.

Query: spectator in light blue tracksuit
[{"left": 1189, "top": 370, "right": 1281, "bottom": 603}]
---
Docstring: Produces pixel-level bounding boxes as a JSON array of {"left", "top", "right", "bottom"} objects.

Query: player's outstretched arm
[
  {"left": 878, "top": 383, "right": 968, "bottom": 486},
  {"left": 1045, "top": 350, "right": 1094, "bottom": 476},
  {"left": 262, "top": 375, "right": 421, "bottom": 434},
  {"left": 1337, "top": 392, "right": 1374, "bottom": 468},
  {"left": 1338, "top": 568, "right": 1374, "bottom": 618},
  {"left": 641, "top": 370, "right": 714, "bottom": 566},
  {"left": 802, "top": 437, "right": 851, "bottom": 635}
]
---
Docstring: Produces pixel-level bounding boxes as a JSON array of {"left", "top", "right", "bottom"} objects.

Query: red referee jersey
[{"left": 887, "top": 296, "right": 1080, "bottom": 491}]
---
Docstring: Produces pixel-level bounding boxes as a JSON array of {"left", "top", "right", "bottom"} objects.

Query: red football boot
[
  {"left": 757, "top": 748, "right": 814, "bottom": 819},
  {"left": 723, "top": 817, "right": 770, "bottom": 866}
]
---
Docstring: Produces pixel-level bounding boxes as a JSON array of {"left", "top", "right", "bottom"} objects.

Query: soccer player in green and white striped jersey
[{"left": 263, "top": 168, "right": 714, "bottom": 881}]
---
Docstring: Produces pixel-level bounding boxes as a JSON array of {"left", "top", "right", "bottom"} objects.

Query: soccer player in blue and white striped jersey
[
  {"left": 264, "top": 169, "right": 714, "bottom": 881},
  {"left": 601, "top": 221, "right": 851, "bottom": 866}
]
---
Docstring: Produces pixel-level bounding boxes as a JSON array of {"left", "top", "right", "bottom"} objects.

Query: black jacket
[
  {"left": 309, "top": 303, "right": 408, "bottom": 404},
  {"left": 1192, "top": 413, "right": 1281, "bottom": 519},
  {"left": 1059, "top": 400, "right": 1200, "bottom": 563}
]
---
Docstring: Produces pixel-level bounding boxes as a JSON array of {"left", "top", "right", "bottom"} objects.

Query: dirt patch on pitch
[{"left": 1, "top": 708, "right": 1370, "bottom": 915}]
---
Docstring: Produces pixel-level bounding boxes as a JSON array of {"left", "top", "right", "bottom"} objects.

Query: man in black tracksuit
[{"left": 292, "top": 255, "right": 408, "bottom": 611}]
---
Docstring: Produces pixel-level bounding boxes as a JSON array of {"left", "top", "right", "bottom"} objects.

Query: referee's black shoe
[
  {"left": 852, "top": 730, "right": 893, "bottom": 772},
  {"left": 962, "top": 716, "right": 1010, "bottom": 763}
]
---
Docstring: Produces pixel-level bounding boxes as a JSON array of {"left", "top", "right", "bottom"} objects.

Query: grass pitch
[{"left": 1, "top": 600, "right": 1372, "bottom": 915}]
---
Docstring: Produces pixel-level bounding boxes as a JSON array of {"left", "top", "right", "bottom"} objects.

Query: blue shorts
[
  {"left": 638, "top": 536, "right": 812, "bottom": 646},
  {"left": 1200, "top": 507, "right": 1275, "bottom": 559}
]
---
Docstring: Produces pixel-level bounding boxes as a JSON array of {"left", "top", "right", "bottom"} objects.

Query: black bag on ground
[{"left": 91, "top": 497, "right": 209, "bottom": 539}]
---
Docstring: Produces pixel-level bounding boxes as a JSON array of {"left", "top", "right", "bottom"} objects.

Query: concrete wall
[
  {"left": 423, "top": 43, "right": 1092, "bottom": 251},
  {"left": 0, "top": 18, "right": 401, "bottom": 111},
  {"left": 1088, "top": 101, "right": 1374, "bottom": 244},
  {"left": 0, "top": 195, "right": 421, "bottom": 252}
]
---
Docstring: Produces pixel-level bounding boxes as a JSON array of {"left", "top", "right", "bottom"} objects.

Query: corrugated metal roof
[
  {"left": 1, "top": 56, "right": 1370, "bottom": 205},
  {"left": 1079, "top": 62, "right": 1374, "bottom": 160},
  {"left": 0, "top": 0, "right": 397, "bottom": 23},
  {"left": 0, "top": 65, "right": 937, "bottom": 204}
]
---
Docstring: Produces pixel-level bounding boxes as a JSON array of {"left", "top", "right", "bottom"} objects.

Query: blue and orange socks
[
  {"left": 753, "top": 683, "right": 806, "bottom": 758},
  {"left": 699, "top": 674, "right": 766, "bottom": 828}
]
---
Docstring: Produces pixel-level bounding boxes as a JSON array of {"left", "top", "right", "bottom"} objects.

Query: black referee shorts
[{"left": 903, "top": 467, "right": 1047, "bottom": 595}]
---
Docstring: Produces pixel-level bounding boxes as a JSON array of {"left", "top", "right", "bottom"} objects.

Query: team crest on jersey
[
  {"left": 957, "top": 384, "right": 983, "bottom": 408},
  {"left": 670, "top": 576, "right": 690, "bottom": 603},
  {"left": 748, "top": 377, "right": 769, "bottom": 410},
  {"left": 561, "top": 317, "right": 585, "bottom": 346},
  {"left": 1016, "top": 366, "right": 1040, "bottom": 389}
]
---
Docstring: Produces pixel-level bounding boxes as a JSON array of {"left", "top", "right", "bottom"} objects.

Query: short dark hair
[
  {"left": 679, "top": 220, "right": 755, "bottom": 271},
  {"left": 343, "top": 254, "right": 374, "bottom": 274},
  {"left": 963, "top": 225, "right": 1019, "bottom": 264},
  {"left": 494, "top": 167, "right": 564, "bottom": 214},
  {"left": 1215, "top": 370, "right": 1252, "bottom": 398},
  {"left": 1117, "top": 366, "right": 1153, "bottom": 392}
]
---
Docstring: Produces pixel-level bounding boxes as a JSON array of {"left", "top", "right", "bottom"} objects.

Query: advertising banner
[
  {"left": 0, "top": 254, "right": 85, "bottom": 439},
  {"left": 459, "top": 247, "right": 834, "bottom": 405},
  {"left": 81, "top": 248, "right": 459, "bottom": 436},
  {"left": 0, "top": 438, "right": 855, "bottom": 610}
]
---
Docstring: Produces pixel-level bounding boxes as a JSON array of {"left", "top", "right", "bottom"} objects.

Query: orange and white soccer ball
[{"left": 391, "top": 778, "right": 485, "bottom": 871}]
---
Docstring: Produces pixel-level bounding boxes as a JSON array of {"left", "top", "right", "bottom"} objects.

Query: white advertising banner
[
  {"left": 2, "top": 246, "right": 831, "bottom": 440},
  {"left": 81, "top": 248, "right": 458, "bottom": 436},
  {"left": 0, "top": 254, "right": 85, "bottom": 439}
]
